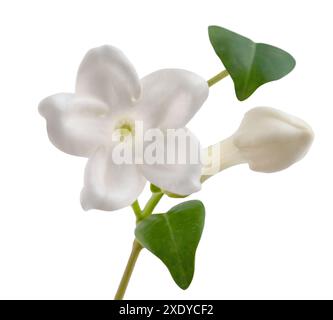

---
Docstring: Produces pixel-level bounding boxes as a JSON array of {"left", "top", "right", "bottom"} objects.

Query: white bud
[{"left": 201, "top": 107, "right": 314, "bottom": 181}]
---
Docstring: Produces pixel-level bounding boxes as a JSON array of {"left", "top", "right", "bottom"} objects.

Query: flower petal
[
  {"left": 81, "top": 146, "right": 146, "bottom": 211},
  {"left": 39, "top": 93, "right": 109, "bottom": 157},
  {"left": 139, "top": 128, "right": 202, "bottom": 195},
  {"left": 134, "top": 69, "right": 209, "bottom": 129},
  {"left": 76, "top": 45, "right": 141, "bottom": 110}
]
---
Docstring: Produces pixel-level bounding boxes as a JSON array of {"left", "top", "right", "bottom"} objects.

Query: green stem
[
  {"left": 114, "top": 192, "right": 163, "bottom": 300},
  {"left": 207, "top": 70, "right": 229, "bottom": 87},
  {"left": 131, "top": 200, "right": 142, "bottom": 222},
  {"left": 114, "top": 240, "right": 142, "bottom": 300},
  {"left": 140, "top": 192, "right": 164, "bottom": 221}
]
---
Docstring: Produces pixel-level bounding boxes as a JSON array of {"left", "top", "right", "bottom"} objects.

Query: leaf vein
[{"left": 162, "top": 214, "right": 187, "bottom": 282}]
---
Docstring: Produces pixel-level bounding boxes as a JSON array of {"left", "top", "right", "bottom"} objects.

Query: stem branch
[
  {"left": 140, "top": 192, "right": 164, "bottom": 221},
  {"left": 131, "top": 200, "right": 142, "bottom": 221}
]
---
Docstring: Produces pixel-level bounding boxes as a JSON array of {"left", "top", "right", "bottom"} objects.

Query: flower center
[{"left": 114, "top": 119, "right": 135, "bottom": 141}]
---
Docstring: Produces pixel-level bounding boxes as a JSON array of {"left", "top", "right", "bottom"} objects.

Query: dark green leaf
[
  {"left": 135, "top": 200, "right": 205, "bottom": 289},
  {"left": 208, "top": 25, "right": 296, "bottom": 101}
]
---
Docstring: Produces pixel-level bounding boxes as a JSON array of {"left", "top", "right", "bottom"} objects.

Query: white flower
[
  {"left": 39, "top": 45, "right": 209, "bottom": 211},
  {"left": 202, "top": 107, "right": 314, "bottom": 180}
]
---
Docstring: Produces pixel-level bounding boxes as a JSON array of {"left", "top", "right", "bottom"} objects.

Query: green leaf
[
  {"left": 150, "top": 184, "right": 161, "bottom": 193},
  {"left": 208, "top": 25, "right": 296, "bottom": 101},
  {"left": 135, "top": 200, "right": 205, "bottom": 289}
]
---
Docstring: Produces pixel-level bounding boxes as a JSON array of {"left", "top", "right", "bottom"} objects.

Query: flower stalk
[{"left": 114, "top": 240, "right": 143, "bottom": 300}]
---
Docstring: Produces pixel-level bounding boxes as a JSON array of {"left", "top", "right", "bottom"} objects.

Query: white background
[{"left": 0, "top": 0, "right": 331, "bottom": 300}]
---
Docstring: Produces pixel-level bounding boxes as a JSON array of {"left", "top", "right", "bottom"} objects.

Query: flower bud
[{"left": 201, "top": 107, "right": 314, "bottom": 180}]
